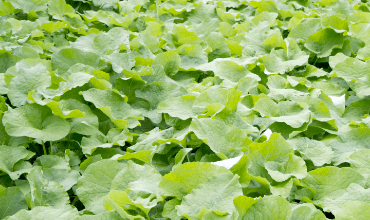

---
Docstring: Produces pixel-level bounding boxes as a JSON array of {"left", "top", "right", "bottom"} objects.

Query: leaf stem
[
  {"left": 186, "top": 153, "right": 190, "bottom": 163},
  {"left": 42, "top": 141, "right": 47, "bottom": 155},
  {"left": 75, "top": 1, "right": 82, "bottom": 12},
  {"left": 313, "top": 56, "right": 318, "bottom": 66},
  {"left": 71, "top": 196, "right": 78, "bottom": 206}
]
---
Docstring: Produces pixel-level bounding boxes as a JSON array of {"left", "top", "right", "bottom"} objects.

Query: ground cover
[{"left": 1, "top": 0, "right": 370, "bottom": 219}]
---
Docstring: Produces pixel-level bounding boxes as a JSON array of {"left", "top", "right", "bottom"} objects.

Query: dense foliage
[{"left": 1, "top": 0, "right": 370, "bottom": 219}]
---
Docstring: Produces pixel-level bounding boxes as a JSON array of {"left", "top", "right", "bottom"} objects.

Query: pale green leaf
[
  {"left": 3, "top": 104, "right": 70, "bottom": 141},
  {"left": 177, "top": 173, "right": 243, "bottom": 218}
]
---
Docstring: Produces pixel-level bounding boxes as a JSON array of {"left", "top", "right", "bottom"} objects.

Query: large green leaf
[
  {"left": 177, "top": 173, "right": 243, "bottom": 218},
  {"left": 111, "top": 160, "right": 162, "bottom": 195},
  {"left": 301, "top": 167, "right": 366, "bottom": 206},
  {"left": 189, "top": 118, "right": 252, "bottom": 159},
  {"left": 5, "top": 205, "right": 79, "bottom": 220},
  {"left": 265, "top": 154, "right": 307, "bottom": 182},
  {"left": 328, "top": 128, "right": 370, "bottom": 165},
  {"left": 47, "top": 0, "right": 75, "bottom": 20},
  {"left": 77, "top": 160, "right": 126, "bottom": 214},
  {"left": 323, "top": 183, "right": 370, "bottom": 215},
  {"left": 82, "top": 88, "right": 143, "bottom": 129},
  {"left": 305, "top": 28, "right": 345, "bottom": 58},
  {"left": 264, "top": 39, "right": 309, "bottom": 74},
  {"left": 335, "top": 201, "right": 370, "bottom": 220},
  {"left": 288, "top": 137, "right": 333, "bottom": 166},
  {"left": 288, "top": 18, "right": 322, "bottom": 41},
  {"left": 290, "top": 203, "right": 326, "bottom": 220},
  {"left": 0, "top": 186, "right": 28, "bottom": 219},
  {"left": 157, "top": 95, "right": 203, "bottom": 120},
  {"left": 242, "top": 196, "right": 292, "bottom": 220},
  {"left": 0, "top": 145, "right": 32, "bottom": 180},
  {"left": 71, "top": 27, "right": 130, "bottom": 56},
  {"left": 151, "top": 51, "right": 181, "bottom": 77},
  {"left": 159, "top": 162, "right": 231, "bottom": 198},
  {"left": 253, "top": 98, "right": 311, "bottom": 128},
  {"left": 7, "top": 63, "right": 51, "bottom": 107},
  {"left": 103, "top": 162, "right": 163, "bottom": 219},
  {"left": 34, "top": 155, "right": 80, "bottom": 191},
  {"left": 51, "top": 48, "right": 106, "bottom": 75},
  {"left": 2, "top": 104, "right": 70, "bottom": 141},
  {"left": 27, "top": 166, "right": 70, "bottom": 207}
]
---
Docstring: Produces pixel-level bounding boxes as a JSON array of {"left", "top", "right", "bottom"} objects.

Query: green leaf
[
  {"left": 35, "top": 155, "right": 80, "bottom": 191},
  {"left": 163, "top": 198, "right": 182, "bottom": 220},
  {"left": 332, "top": 58, "right": 370, "bottom": 98},
  {"left": 328, "top": 128, "right": 370, "bottom": 165},
  {"left": 350, "top": 149, "right": 370, "bottom": 186},
  {"left": 81, "top": 134, "right": 112, "bottom": 155},
  {"left": 287, "top": 137, "right": 333, "bottom": 166},
  {"left": 248, "top": 133, "right": 294, "bottom": 167},
  {"left": 0, "top": 53, "right": 22, "bottom": 74},
  {"left": 335, "top": 201, "right": 370, "bottom": 220},
  {"left": 82, "top": 88, "right": 143, "bottom": 129},
  {"left": 233, "top": 196, "right": 258, "bottom": 217},
  {"left": 7, "top": 0, "right": 47, "bottom": 13},
  {"left": 51, "top": 48, "right": 106, "bottom": 75},
  {"left": 46, "top": 99, "right": 86, "bottom": 118},
  {"left": 105, "top": 52, "right": 135, "bottom": 73},
  {"left": 304, "top": 28, "right": 345, "bottom": 58},
  {"left": 0, "top": 145, "right": 32, "bottom": 180},
  {"left": 333, "top": 57, "right": 370, "bottom": 82},
  {"left": 176, "top": 173, "right": 243, "bottom": 218},
  {"left": 193, "top": 87, "right": 228, "bottom": 108},
  {"left": 157, "top": 95, "right": 202, "bottom": 120},
  {"left": 253, "top": 98, "right": 311, "bottom": 128},
  {"left": 0, "top": 1, "right": 15, "bottom": 16},
  {"left": 242, "top": 196, "right": 292, "bottom": 220},
  {"left": 212, "top": 60, "right": 251, "bottom": 83},
  {"left": 92, "top": 0, "right": 119, "bottom": 8},
  {"left": 2, "top": 104, "right": 70, "bottom": 141},
  {"left": 76, "top": 212, "right": 122, "bottom": 220},
  {"left": 323, "top": 183, "right": 370, "bottom": 215},
  {"left": 7, "top": 63, "right": 51, "bottom": 107},
  {"left": 102, "top": 161, "right": 163, "bottom": 218},
  {"left": 264, "top": 39, "right": 309, "bottom": 74},
  {"left": 270, "top": 179, "right": 294, "bottom": 198},
  {"left": 37, "top": 70, "right": 93, "bottom": 99},
  {"left": 290, "top": 203, "right": 326, "bottom": 220},
  {"left": 151, "top": 51, "right": 181, "bottom": 77},
  {"left": 135, "top": 82, "right": 187, "bottom": 122},
  {"left": 301, "top": 167, "right": 366, "bottom": 206},
  {"left": 159, "top": 162, "right": 231, "bottom": 198},
  {"left": 27, "top": 166, "right": 70, "bottom": 207},
  {"left": 288, "top": 18, "right": 322, "bottom": 41},
  {"left": 5, "top": 205, "right": 79, "bottom": 220},
  {"left": 0, "top": 187, "right": 28, "bottom": 219},
  {"left": 178, "top": 44, "right": 208, "bottom": 70},
  {"left": 322, "top": 15, "right": 348, "bottom": 33},
  {"left": 71, "top": 28, "right": 130, "bottom": 56},
  {"left": 47, "top": 0, "right": 75, "bottom": 20},
  {"left": 111, "top": 160, "right": 162, "bottom": 194},
  {"left": 265, "top": 154, "right": 307, "bottom": 182},
  {"left": 189, "top": 118, "right": 252, "bottom": 159},
  {"left": 102, "top": 190, "right": 148, "bottom": 220},
  {"left": 76, "top": 160, "right": 126, "bottom": 214},
  {"left": 41, "top": 21, "right": 67, "bottom": 34}
]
